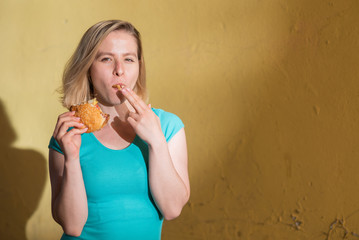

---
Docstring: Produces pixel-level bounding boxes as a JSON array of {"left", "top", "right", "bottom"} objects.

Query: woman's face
[{"left": 90, "top": 30, "right": 139, "bottom": 106}]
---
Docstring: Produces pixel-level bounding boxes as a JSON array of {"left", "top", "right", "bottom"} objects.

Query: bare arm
[
  {"left": 121, "top": 87, "right": 190, "bottom": 220},
  {"left": 147, "top": 128, "right": 190, "bottom": 220},
  {"left": 48, "top": 112, "right": 89, "bottom": 236}
]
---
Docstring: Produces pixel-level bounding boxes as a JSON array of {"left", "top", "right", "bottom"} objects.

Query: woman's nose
[{"left": 114, "top": 61, "right": 124, "bottom": 77}]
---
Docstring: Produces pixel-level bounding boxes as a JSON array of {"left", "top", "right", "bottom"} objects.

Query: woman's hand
[
  {"left": 121, "top": 87, "right": 165, "bottom": 147},
  {"left": 52, "top": 111, "right": 88, "bottom": 161}
]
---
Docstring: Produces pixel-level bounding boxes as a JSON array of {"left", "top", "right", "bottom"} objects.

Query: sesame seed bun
[{"left": 70, "top": 98, "right": 109, "bottom": 133}]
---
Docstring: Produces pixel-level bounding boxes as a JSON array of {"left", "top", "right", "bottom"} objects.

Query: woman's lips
[{"left": 112, "top": 83, "right": 125, "bottom": 90}]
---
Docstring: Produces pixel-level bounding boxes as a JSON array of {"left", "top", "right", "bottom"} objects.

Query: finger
[
  {"left": 128, "top": 111, "right": 140, "bottom": 121},
  {"left": 53, "top": 112, "right": 79, "bottom": 136},
  {"left": 60, "top": 127, "right": 88, "bottom": 147},
  {"left": 122, "top": 88, "right": 147, "bottom": 113},
  {"left": 121, "top": 88, "right": 143, "bottom": 111},
  {"left": 53, "top": 117, "right": 82, "bottom": 138},
  {"left": 55, "top": 111, "right": 76, "bottom": 126},
  {"left": 55, "top": 120, "right": 85, "bottom": 140},
  {"left": 127, "top": 116, "right": 137, "bottom": 129},
  {"left": 66, "top": 126, "right": 88, "bottom": 136},
  {"left": 59, "top": 111, "right": 76, "bottom": 118},
  {"left": 58, "top": 111, "right": 78, "bottom": 123}
]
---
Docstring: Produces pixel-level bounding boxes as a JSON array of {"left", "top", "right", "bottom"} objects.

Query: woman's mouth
[{"left": 112, "top": 83, "right": 125, "bottom": 90}]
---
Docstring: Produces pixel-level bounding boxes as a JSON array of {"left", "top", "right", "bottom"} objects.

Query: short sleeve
[
  {"left": 152, "top": 108, "right": 184, "bottom": 142},
  {"left": 48, "top": 136, "right": 64, "bottom": 154}
]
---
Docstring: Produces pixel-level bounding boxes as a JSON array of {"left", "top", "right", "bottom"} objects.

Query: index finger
[
  {"left": 121, "top": 87, "right": 147, "bottom": 113},
  {"left": 53, "top": 111, "right": 80, "bottom": 137}
]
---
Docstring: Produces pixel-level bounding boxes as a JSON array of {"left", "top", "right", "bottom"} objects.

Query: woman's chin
[{"left": 116, "top": 95, "right": 126, "bottom": 105}]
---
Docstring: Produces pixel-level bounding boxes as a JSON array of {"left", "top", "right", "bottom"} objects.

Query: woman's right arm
[{"left": 48, "top": 112, "right": 89, "bottom": 237}]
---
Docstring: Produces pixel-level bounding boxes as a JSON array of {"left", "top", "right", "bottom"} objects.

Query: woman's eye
[
  {"left": 101, "top": 57, "right": 111, "bottom": 62},
  {"left": 125, "top": 58, "right": 135, "bottom": 62}
]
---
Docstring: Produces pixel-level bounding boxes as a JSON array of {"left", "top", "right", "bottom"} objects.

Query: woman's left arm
[
  {"left": 147, "top": 127, "right": 190, "bottom": 220},
  {"left": 122, "top": 87, "right": 190, "bottom": 220}
]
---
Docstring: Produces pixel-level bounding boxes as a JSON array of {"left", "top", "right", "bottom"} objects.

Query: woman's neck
[
  {"left": 96, "top": 100, "right": 136, "bottom": 141},
  {"left": 98, "top": 100, "right": 134, "bottom": 123}
]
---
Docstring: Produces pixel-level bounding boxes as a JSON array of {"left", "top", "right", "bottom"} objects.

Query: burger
[{"left": 70, "top": 98, "right": 109, "bottom": 133}]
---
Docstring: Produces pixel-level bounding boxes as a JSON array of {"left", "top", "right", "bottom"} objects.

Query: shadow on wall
[{"left": 0, "top": 99, "right": 47, "bottom": 240}]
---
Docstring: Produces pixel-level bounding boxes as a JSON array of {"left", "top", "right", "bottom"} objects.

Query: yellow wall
[{"left": 1, "top": 0, "right": 359, "bottom": 239}]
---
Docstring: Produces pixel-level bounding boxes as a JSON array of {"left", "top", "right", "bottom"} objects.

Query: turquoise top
[{"left": 48, "top": 108, "right": 184, "bottom": 240}]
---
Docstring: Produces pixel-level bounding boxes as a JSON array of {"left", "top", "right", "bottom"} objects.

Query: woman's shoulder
[
  {"left": 152, "top": 108, "right": 180, "bottom": 119},
  {"left": 151, "top": 108, "right": 184, "bottom": 142}
]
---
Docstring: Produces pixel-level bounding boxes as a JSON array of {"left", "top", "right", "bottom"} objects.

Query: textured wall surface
[{"left": 1, "top": 0, "right": 359, "bottom": 239}]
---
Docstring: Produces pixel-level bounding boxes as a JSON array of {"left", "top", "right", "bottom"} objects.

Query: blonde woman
[{"left": 48, "top": 20, "right": 190, "bottom": 240}]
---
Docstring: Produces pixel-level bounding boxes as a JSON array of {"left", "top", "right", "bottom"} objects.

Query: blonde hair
[{"left": 60, "top": 20, "right": 146, "bottom": 109}]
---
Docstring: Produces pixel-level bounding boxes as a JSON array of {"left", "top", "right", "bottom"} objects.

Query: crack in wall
[{"left": 325, "top": 218, "right": 359, "bottom": 240}]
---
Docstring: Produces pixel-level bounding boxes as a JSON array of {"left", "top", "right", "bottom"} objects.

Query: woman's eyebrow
[
  {"left": 96, "top": 51, "right": 137, "bottom": 58},
  {"left": 123, "top": 52, "right": 138, "bottom": 57},
  {"left": 96, "top": 51, "right": 114, "bottom": 58}
]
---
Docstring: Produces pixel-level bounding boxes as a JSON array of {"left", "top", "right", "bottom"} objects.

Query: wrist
[
  {"left": 64, "top": 155, "right": 81, "bottom": 166},
  {"left": 147, "top": 135, "right": 167, "bottom": 150}
]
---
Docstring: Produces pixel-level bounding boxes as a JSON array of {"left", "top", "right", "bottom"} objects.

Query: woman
[{"left": 48, "top": 20, "right": 190, "bottom": 240}]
